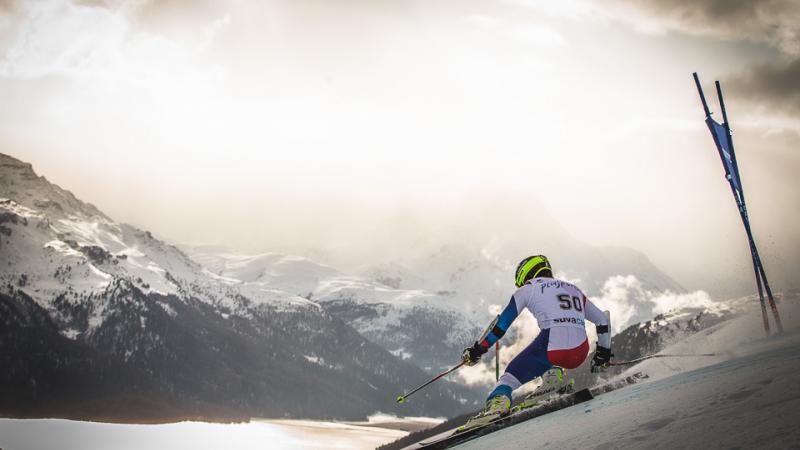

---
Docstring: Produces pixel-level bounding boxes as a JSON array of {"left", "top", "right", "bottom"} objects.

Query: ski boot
[
  {"left": 512, "top": 367, "right": 574, "bottom": 412},
  {"left": 456, "top": 394, "right": 511, "bottom": 432}
]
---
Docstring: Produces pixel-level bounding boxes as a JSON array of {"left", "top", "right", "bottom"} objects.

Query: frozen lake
[{"left": 0, "top": 416, "right": 438, "bottom": 450}]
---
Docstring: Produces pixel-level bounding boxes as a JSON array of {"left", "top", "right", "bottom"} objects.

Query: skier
[{"left": 460, "top": 255, "right": 612, "bottom": 428}]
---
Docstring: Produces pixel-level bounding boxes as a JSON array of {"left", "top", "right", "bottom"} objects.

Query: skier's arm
[
  {"left": 478, "top": 295, "right": 520, "bottom": 350},
  {"left": 462, "top": 295, "right": 520, "bottom": 365},
  {"left": 584, "top": 297, "right": 611, "bottom": 349}
]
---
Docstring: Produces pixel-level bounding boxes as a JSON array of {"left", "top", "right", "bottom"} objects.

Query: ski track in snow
[{"left": 457, "top": 309, "right": 800, "bottom": 450}]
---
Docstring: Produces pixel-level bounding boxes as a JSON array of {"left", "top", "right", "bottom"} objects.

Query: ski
[
  {"left": 609, "top": 353, "right": 717, "bottom": 367},
  {"left": 417, "top": 388, "right": 594, "bottom": 449},
  {"left": 590, "top": 371, "right": 648, "bottom": 395},
  {"left": 512, "top": 374, "right": 574, "bottom": 412},
  {"left": 400, "top": 372, "right": 647, "bottom": 450}
]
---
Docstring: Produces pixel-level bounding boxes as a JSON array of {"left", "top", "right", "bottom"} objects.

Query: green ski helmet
[{"left": 515, "top": 255, "right": 552, "bottom": 287}]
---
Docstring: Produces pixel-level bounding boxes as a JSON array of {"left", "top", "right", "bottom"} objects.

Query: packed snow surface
[{"left": 458, "top": 304, "right": 800, "bottom": 449}]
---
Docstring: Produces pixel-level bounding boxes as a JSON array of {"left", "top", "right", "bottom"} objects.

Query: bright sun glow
[{"left": 1, "top": 0, "right": 798, "bottom": 297}]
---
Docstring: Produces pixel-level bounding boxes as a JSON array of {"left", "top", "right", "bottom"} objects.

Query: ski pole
[
  {"left": 608, "top": 353, "right": 718, "bottom": 367},
  {"left": 495, "top": 341, "right": 500, "bottom": 381},
  {"left": 396, "top": 361, "right": 465, "bottom": 404}
]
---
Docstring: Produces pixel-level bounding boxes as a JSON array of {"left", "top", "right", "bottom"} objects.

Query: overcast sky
[{"left": 1, "top": 0, "right": 798, "bottom": 297}]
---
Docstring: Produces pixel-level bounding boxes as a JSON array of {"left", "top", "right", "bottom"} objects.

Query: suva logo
[{"left": 553, "top": 317, "right": 585, "bottom": 326}]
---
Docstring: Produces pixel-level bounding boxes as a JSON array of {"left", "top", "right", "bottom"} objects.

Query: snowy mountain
[
  {"left": 184, "top": 246, "right": 480, "bottom": 372},
  {"left": 183, "top": 194, "right": 695, "bottom": 376},
  {"left": 0, "top": 153, "right": 481, "bottom": 422},
  {"left": 289, "top": 191, "right": 686, "bottom": 322}
]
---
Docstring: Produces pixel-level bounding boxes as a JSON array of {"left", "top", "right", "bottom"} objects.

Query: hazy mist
[{"left": 1, "top": 0, "right": 798, "bottom": 298}]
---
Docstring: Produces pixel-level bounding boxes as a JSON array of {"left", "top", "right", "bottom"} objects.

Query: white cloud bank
[{"left": 591, "top": 274, "right": 715, "bottom": 333}]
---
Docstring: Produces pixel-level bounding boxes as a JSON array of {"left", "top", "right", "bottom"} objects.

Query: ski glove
[
  {"left": 461, "top": 342, "right": 487, "bottom": 366},
  {"left": 592, "top": 346, "right": 613, "bottom": 370}
]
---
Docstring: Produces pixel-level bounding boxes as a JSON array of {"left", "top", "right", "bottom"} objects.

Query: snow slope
[{"left": 458, "top": 302, "right": 800, "bottom": 449}]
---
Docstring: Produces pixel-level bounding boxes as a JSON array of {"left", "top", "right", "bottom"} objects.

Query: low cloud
[{"left": 591, "top": 275, "right": 715, "bottom": 332}]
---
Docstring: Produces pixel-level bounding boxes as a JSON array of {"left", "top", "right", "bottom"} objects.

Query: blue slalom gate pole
[
  {"left": 713, "top": 80, "right": 783, "bottom": 334},
  {"left": 693, "top": 72, "right": 783, "bottom": 335}
]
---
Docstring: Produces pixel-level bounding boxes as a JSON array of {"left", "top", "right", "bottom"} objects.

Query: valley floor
[{"left": 0, "top": 416, "right": 440, "bottom": 450}]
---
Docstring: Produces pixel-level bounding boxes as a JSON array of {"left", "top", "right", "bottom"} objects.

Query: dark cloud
[
  {"left": 612, "top": 0, "right": 800, "bottom": 55},
  {"left": 727, "top": 57, "right": 800, "bottom": 116},
  {"left": 613, "top": 0, "right": 800, "bottom": 116}
]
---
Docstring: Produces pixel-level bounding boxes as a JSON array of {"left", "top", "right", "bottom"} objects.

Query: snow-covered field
[
  {"left": 458, "top": 304, "right": 800, "bottom": 449},
  {"left": 0, "top": 416, "right": 440, "bottom": 450}
]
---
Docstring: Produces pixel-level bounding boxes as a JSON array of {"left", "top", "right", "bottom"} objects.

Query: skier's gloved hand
[
  {"left": 591, "top": 346, "right": 613, "bottom": 371},
  {"left": 461, "top": 342, "right": 487, "bottom": 366}
]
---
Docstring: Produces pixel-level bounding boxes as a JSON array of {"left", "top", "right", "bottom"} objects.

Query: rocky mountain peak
[{"left": 0, "top": 152, "right": 107, "bottom": 220}]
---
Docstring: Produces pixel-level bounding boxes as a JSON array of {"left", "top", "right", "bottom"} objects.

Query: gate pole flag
[{"left": 692, "top": 72, "right": 783, "bottom": 336}]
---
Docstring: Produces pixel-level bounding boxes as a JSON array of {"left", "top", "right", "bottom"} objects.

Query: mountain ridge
[{"left": 0, "top": 152, "right": 480, "bottom": 422}]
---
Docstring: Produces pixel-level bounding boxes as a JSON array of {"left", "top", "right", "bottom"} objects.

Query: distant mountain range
[
  {"left": 183, "top": 247, "right": 481, "bottom": 372},
  {"left": 0, "top": 153, "right": 479, "bottom": 422}
]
